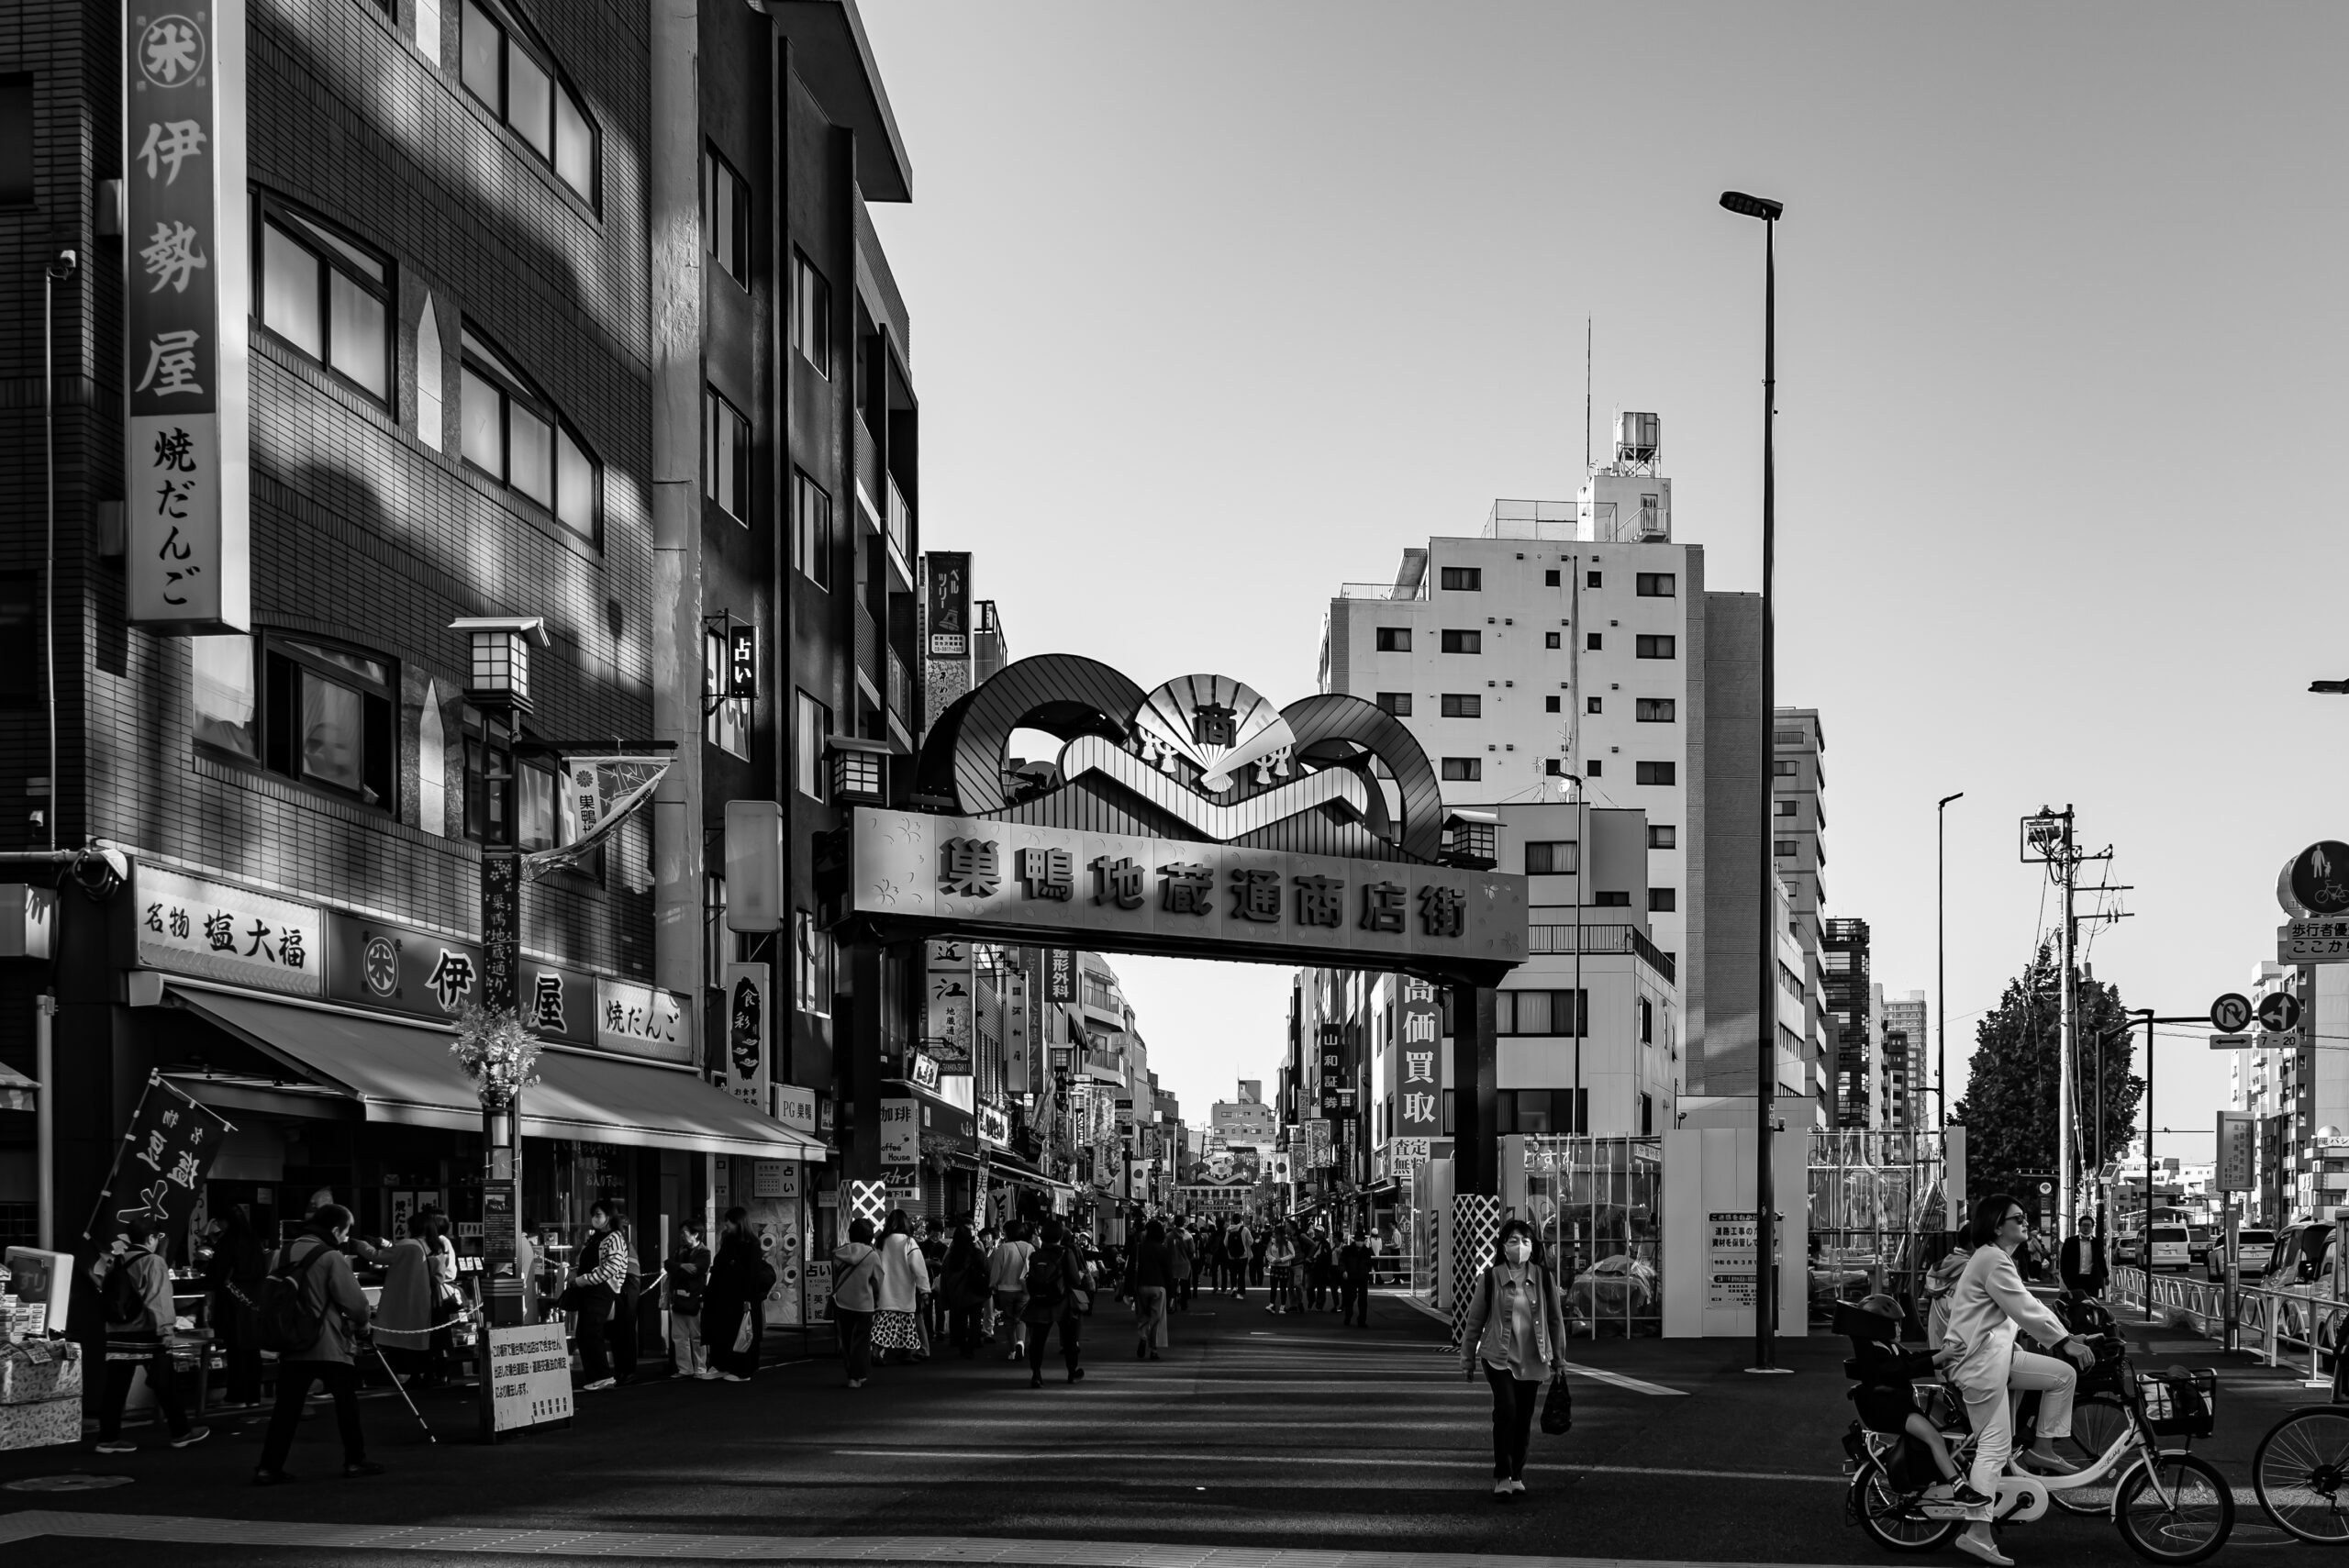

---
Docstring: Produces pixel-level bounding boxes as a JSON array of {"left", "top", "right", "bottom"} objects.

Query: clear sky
[{"left": 859, "top": 2, "right": 2349, "bottom": 1149}]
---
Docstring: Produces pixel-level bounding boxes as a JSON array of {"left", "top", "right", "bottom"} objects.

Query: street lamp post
[
  {"left": 1937, "top": 793, "right": 1964, "bottom": 1132},
  {"left": 1720, "top": 187, "right": 1786, "bottom": 1373}
]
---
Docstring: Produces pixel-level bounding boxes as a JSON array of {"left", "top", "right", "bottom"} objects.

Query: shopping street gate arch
[{"left": 828, "top": 655, "right": 1528, "bottom": 1194}]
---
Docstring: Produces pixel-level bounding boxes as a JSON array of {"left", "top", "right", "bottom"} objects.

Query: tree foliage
[{"left": 1950, "top": 942, "right": 2143, "bottom": 1203}]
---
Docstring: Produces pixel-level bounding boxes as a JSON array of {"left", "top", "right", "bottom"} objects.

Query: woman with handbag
[
  {"left": 701, "top": 1207, "right": 767, "bottom": 1383},
  {"left": 664, "top": 1218, "right": 713, "bottom": 1380},
  {"left": 1458, "top": 1218, "right": 1569, "bottom": 1501},
  {"left": 872, "top": 1210, "right": 930, "bottom": 1364},
  {"left": 831, "top": 1218, "right": 884, "bottom": 1387}
]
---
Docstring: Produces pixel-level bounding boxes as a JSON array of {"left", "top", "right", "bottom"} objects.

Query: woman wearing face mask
[{"left": 1458, "top": 1218, "right": 1568, "bottom": 1501}]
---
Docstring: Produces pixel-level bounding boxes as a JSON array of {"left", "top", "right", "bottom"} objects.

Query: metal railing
[
  {"left": 1337, "top": 582, "right": 1426, "bottom": 601},
  {"left": 2111, "top": 1264, "right": 2345, "bottom": 1385},
  {"left": 1526, "top": 922, "right": 1676, "bottom": 983}
]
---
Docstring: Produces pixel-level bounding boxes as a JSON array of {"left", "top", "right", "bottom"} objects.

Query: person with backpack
[
  {"left": 253, "top": 1204, "right": 381, "bottom": 1485},
  {"left": 1458, "top": 1218, "right": 1568, "bottom": 1501},
  {"left": 664, "top": 1218, "right": 713, "bottom": 1380},
  {"left": 1222, "top": 1219, "right": 1251, "bottom": 1300},
  {"left": 831, "top": 1217, "right": 884, "bottom": 1388},
  {"left": 565, "top": 1200, "right": 629, "bottom": 1391},
  {"left": 1339, "top": 1228, "right": 1376, "bottom": 1327},
  {"left": 91, "top": 1214, "right": 208, "bottom": 1454},
  {"left": 987, "top": 1221, "right": 1035, "bottom": 1359},
  {"left": 701, "top": 1207, "right": 771, "bottom": 1383},
  {"left": 1020, "top": 1218, "right": 1089, "bottom": 1387}
]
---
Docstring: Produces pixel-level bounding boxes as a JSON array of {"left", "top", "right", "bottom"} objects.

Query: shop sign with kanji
[
  {"left": 594, "top": 977, "right": 694, "bottom": 1066},
  {"left": 849, "top": 809, "right": 1526, "bottom": 983},
  {"left": 134, "top": 864, "right": 321, "bottom": 995},
  {"left": 88, "top": 1073, "right": 236, "bottom": 1251}
]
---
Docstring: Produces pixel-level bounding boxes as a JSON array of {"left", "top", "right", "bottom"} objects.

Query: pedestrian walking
[
  {"left": 1021, "top": 1218, "right": 1089, "bottom": 1387},
  {"left": 1264, "top": 1223, "right": 1299, "bottom": 1314},
  {"left": 831, "top": 1218, "right": 883, "bottom": 1387},
  {"left": 2059, "top": 1215, "right": 2109, "bottom": 1298},
  {"left": 1169, "top": 1221, "right": 1195, "bottom": 1312},
  {"left": 1459, "top": 1218, "right": 1567, "bottom": 1502},
  {"left": 987, "top": 1221, "right": 1034, "bottom": 1359},
  {"left": 1251, "top": 1225, "right": 1271, "bottom": 1288},
  {"left": 197, "top": 1204, "right": 266, "bottom": 1407},
  {"left": 702, "top": 1207, "right": 767, "bottom": 1383},
  {"left": 91, "top": 1215, "right": 209, "bottom": 1454},
  {"left": 1127, "top": 1219, "right": 1173, "bottom": 1359},
  {"left": 1222, "top": 1218, "right": 1251, "bottom": 1299},
  {"left": 1303, "top": 1229, "right": 1333, "bottom": 1311},
  {"left": 942, "top": 1225, "right": 990, "bottom": 1357},
  {"left": 1339, "top": 1228, "right": 1375, "bottom": 1327},
  {"left": 421, "top": 1210, "right": 462, "bottom": 1384},
  {"left": 919, "top": 1218, "right": 951, "bottom": 1344},
  {"left": 564, "top": 1200, "right": 629, "bottom": 1391},
  {"left": 664, "top": 1218, "right": 713, "bottom": 1379},
  {"left": 372, "top": 1212, "right": 438, "bottom": 1388},
  {"left": 253, "top": 1204, "right": 381, "bottom": 1484},
  {"left": 873, "top": 1209, "right": 931, "bottom": 1363}
]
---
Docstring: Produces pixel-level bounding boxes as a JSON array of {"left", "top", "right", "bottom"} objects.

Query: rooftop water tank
[{"left": 1614, "top": 411, "right": 1661, "bottom": 464}]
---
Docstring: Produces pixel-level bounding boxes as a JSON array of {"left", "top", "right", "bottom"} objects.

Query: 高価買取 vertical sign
[
  {"left": 1395, "top": 977, "right": 1443, "bottom": 1140},
  {"left": 124, "top": 0, "right": 250, "bottom": 631}
]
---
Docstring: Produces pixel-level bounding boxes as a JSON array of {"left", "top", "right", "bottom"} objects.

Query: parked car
[
  {"left": 2146, "top": 1225, "right": 2191, "bottom": 1272},
  {"left": 2188, "top": 1225, "right": 2212, "bottom": 1264},
  {"left": 2206, "top": 1226, "right": 2280, "bottom": 1282}
]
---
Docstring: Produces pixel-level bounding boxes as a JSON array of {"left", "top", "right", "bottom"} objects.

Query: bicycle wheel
[
  {"left": 2113, "top": 1451, "right": 2233, "bottom": 1564},
  {"left": 1849, "top": 1462, "right": 1961, "bottom": 1554},
  {"left": 2254, "top": 1407, "right": 2349, "bottom": 1544},
  {"left": 2050, "top": 1394, "right": 2132, "bottom": 1516}
]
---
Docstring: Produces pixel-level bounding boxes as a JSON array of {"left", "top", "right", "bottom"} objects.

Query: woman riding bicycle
[{"left": 1942, "top": 1192, "right": 2099, "bottom": 1567}]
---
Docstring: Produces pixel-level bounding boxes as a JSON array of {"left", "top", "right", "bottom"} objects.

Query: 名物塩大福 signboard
[{"left": 846, "top": 809, "right": 1526, "bottom": 985}]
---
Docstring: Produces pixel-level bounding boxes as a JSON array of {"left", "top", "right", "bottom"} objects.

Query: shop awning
[
  {"left": 161, "top": 982, "right": 826, "bottom": 1160},
  {"left": 0, "top": 1061, "right": 36, "bottom": 1113}
]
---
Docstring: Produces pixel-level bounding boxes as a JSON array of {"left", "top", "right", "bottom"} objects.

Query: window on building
[
  {"left": 1440, "top": 566, "right": 1482, "bottom": 592},
  {"left": 1635, "top": 761, "right": 1675, "bottom": 785},
  {"left": 1774, "top": 758, "right": 1798, "bottom": 776},
  {"left": 1644, "top": 825, "right": 1679, "bottom": 852},
  {"left": 796, "top": 908, "right": 834, "bottom": 1017},
  {"left": 461, "top": 328, "right": 598, "bottom": 536},
  {"left": 1586, "top": 571, "right": 1602, "bottom": 589},
  {"left": 190, "top": 634, "right": 256, "bottom": 755},
  {"left": 1375, "top": 627, "right": 1412, "bottom": 652},
  {"left": 462, "top": 708, "right": 514, "bottom": 843},
  {"left": 1543, "top": 695, "right": 1560, "bottom": 713},
  {"left": 1586, "top": 696, "right": 1601, "bottom": 714},
  {"left": 1441, "top": 629, "right": 1481, "bottom": 654},
  {"left": 1635, "top": 635, "right": 1676, "bottom": 659},
  {"left": 702, "top": 144, "right": 749, "bottom": 285},
  {"left": 1543, "top": 569, "right": 1560, "bottom": 587},
  {"left": 1635, "top": 573, "right": 1676, "bottom": 596},
  {"left": 1640, "top": 1091, "right": 1654, "bottom": 1136},
  {"left": 794, "top": 691, "right": 829, "bottom": 800},
  {"left": 1494, "top": 989, "right": 1587, "bottom": 1037},
  {"left": 1375, "top": 691, "right": 1412, "bottom": 717},
  {"left": 705, "top": 874, "right": 731, "bottom": 988},
  {"left": 513, "top": 753, "right": 570, "bottom": 852},
  {"left": 1524, "top": 840, "right": 1577, "bottom": 875},
  {"left": 1543, "top": 631, "right": 1561, "bottom": 650},
  {"left": 705, "top": 629, "right": 749, "bottom": 758},
  {"left": 257, "top": 202, "right": 392, "bottom": 403},
  {"left": 1586, "top": 633, "right": 1602, "bottom": 651},
  {"left": 1441, "top": 757, "right": 1482, "bottom": 782},
  {"left": 1593, "top": 889, "right": 1631, "bottom": 907},
  {"left": 1775, "top": 728, "right": 1808, "bottom": 744},
  {"left": 1440, "top": 693, "right": 1481, "bottom": 718},
  {"left": 1776, "top": 839, "right": 1799, "bottom": 857},
  {"left": 792, "top": 472, "right": 832, "bottom": 589},
  {"left": 0, "top": 74, "right": 30, "bottom": 207},
  {"left": 792, "top": 251, "right": 830, "bottom": 377},
  {"left": 1635, "top": 697, "right": 1675, "bottom": 722},
  {"left": 1776, "top": 799, "right": 1798, "bottom": 817},
  {"left": 1640, "top": 997, "right": 1655, "bottom": 1044},
  {"left": 1585, "top": 759, "right": 1601, "bottom": 776},
  {"left": 704, "top": 387, "right": 751, "bottom": 524},
  {"left": 239, "top": 632, "right": 396, "bottom": 808},
  {"left": 460, "top": 0, "right": 596, "bottom": 202},
  {"left": 1649, "top": 887, "right": 1676, "bottom": 912}
]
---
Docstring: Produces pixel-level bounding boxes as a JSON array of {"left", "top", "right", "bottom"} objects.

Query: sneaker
[
  {"left": 694, "top": 1369, "right": 720, "bottom": 1380},
  {"left": 343, "top": 1461, "right": 385, "bottom": 1479},
  {"left": 170, "top": 1427, "right": 211, "bottom": 1450},
  {"left": 580, "top": 1377, "right": 618, "bottom": 1392},
  {"left": 1953, "top": 1530, "right": 2012, "bottom": 1567},
  {"left": 1492, "top": 1480, "right": 1513, "bottom": 1500},
  {"left": 1029, "top": 1373, "right": 1043, "bottom": 1388},
  {"left": 1070, "top": 1366, "right": 1085, "bottom": 1383},
  {"left": 846, "top": 1378, "right": 868, "bottom": 1389},
  {"left": 1508, "top": 1478, "right": 1526, "bottom": 1496},
  {"left": 719, "top": 1373, "right": 749, "bottom": 1383},
  {"left": 1953, "top": 1482, "right": 1992, "bottom": 1507},
  {"left": 95, "top": 1440, "right": 138, "bottom": 1454}
]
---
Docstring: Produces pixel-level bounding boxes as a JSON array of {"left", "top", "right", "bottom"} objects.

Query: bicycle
[
  {"left": 1847, "top": 1356, "right": 2232, "bottom": 1564},
  {"left": 2250, "top": 1339, "right": 2349, "bottom": 1544}
]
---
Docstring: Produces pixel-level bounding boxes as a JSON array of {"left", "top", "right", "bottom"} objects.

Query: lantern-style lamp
[
  {"left": 1442, "top": 808, "right": 1499, "bottom": 870},
  {"left": 829, "top": 736, "right": 891, "bottom": 805},
  {"left": 451, "top": 616, "right": 551, "bottom": 715}
]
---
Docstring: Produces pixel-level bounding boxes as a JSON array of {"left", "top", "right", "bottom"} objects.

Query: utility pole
[{"left": 2058, "top": 817, "right": 2077, "bottom": 1242}]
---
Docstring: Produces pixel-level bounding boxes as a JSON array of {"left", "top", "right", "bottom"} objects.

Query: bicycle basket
[{"left": 2134, "top": 1369, "right": 2217, "bottom": 1440}]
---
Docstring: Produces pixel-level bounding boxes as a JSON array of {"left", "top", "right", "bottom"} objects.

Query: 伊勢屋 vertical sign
[{"left": 125, "top": 0, "right": 249, "bottom": 631}]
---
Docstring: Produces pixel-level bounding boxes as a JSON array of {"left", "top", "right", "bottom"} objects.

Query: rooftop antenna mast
[{"left": 1584, "top": 316, "right": 1593, "bottom": 472}]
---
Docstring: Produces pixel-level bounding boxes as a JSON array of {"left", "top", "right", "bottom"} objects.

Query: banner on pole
[
  {"left": 83, "top": 1072, "right": 236, "bottom": 1249},
  {"left": 528, "top": 755, "right": 670, "bottom": 881}
]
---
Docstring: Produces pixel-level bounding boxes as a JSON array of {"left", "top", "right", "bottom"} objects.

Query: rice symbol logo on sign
[
  {"left": 362, "top": 935, "right": 399, "bottom": 998},
  {"left": 137, "top": 15, "right": 206, "bottom": 86}
]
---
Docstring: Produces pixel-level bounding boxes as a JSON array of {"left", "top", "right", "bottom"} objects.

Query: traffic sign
[
  {"left": 2258, "top": 1030, "right": 2300, "bottom": 1051},
  {"left": 2278, "top": 919, "right": 2349, "bottom": 964},
  {"left": 2210, "top": 1033, "right": 2255, "bottom": 1051},
  {"left": 2210, "top": 993, "right": 2254, "bottom": 1033},
  {"left": 2258, "top": 992, "right": 2302, "bottom": 1033},
  {"left": 2288, "top": 841, "right": 2349, "bottom": 917}
]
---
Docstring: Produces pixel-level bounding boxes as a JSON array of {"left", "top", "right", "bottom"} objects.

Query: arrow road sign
[
  {"left": 2257, "top": 993, "right": 2302, "bottom": 1033},
  {"left": 2210, "top": 993, "right": 2254, "bottom": 1033},
  {"left": 2210, "top": 1033, "right": 2255, "bottom": 1051}
]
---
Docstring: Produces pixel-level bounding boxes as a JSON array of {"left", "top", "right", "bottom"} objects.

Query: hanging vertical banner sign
[
  {"left": 925, "top": 937, "right": 974, "bottom": 1072},
  {"left": 1005, "top": 968, "right": 1032, "bottom": 1097},
  {"left": 124, "top": 0, "right": 249, "bottom": 631},
  {"left": 81, "top": 1073, "right": 236, "bottom": 1248},
  {"left": 926, "top": 551, "right": 971, "bottom": 657},
  {"left": 723, "top": 962, "right": 770, "bottom": 1110},
  {"left": 1045, "top": 948, "right": 1076, "bottom": 1005},
  {"left": 480, "top": 851, "right": 521, "bottom": 1013},
  {"left": 1397, "top": 977, "right": 1443, "bottom": 1139}
]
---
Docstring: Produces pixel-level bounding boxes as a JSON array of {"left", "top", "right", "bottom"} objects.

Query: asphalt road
[{"left": 0, "top": 1288, "right": 2321, "bottom": 1565}]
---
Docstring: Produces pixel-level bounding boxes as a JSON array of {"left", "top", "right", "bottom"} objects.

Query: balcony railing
[
  {"left": 885, "top": 647, "right": 910, "bottom": 720},
  {"left": 1526, "top": 922, "right": 1676, "bottom": 984},
  {"left": 886, "top": 475, "right": 912, "bottom": 562},
  {"left": 1338, "top": 582, "right": 1427, "bottom": 601}
]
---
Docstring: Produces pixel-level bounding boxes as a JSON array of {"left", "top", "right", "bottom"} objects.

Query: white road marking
[
  {"left": 1392, "top": 1293, "right": 1685, "bottom": 1396},
  {"left": 828, "top": 1448, "right": 1839, "bottom": 1483}
]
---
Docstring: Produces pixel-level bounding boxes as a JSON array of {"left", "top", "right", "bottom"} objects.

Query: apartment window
[
  {"left": 1586, "top": 696, "right": 1601, "bottom": 714},
  {"left": 1776, "top": 839, "right": 1799, "bottom": 857},
  {"left": 1774, "top": 758, "right": 1798, "bottom": 777},
  {"left": 1633, "top": 760, "right": 1674, "bottom": 785},
  {"left": 1585, "top": 759, "right": 1601, "bottom": 776},
  {"left": 1441, "top": 757, "right": 1482, "bottom": 783},
  {"left": 462, "top": 329, "right": 598, "bottom": 536},
  {"left": 1776, "top": 799, "right": 1798, "bottom": 817},
  {"left": 1440, "top": 566, "right": 1482, "bottom": 592},
  {"left": 1586, "top": 633, "right": 1602, "bottom": 651},
  {"left": 703, "top": 387, "right": 751, "bottom": 523},
  {"left": 1543, "top": 569, "right": 1560, "bottom": 587},
  {"left": 0, "top": 75, "right": 29, "bottom": 206},
  {"left": 1635, "top": 573, "right": 1676, "bottom": 597},
  {"left": 1544, "top": 631, "right": 1561, "bottom": 649},
  {"left": 1775, "top": 728, "right": 1808, "bottom": 744},
  {"left": 794, "top": 691, "right": 829, "bottom": 800},
  {"left": 462, "top": 708, "right": 514, "bottom": 843},
  {"left": 1586, "top": 571, "right": 1602, "bottom": 588},
  {"left": 705, "top": 875, "right": 731, "bottom": 988},
  {"left": 243, "top": 632, "right": 396, "bottom": 808},
  {"left": 1543, "top": 758, "right": 1564, "bottom": 775},
  {"left": 191, "top": 634, "right": 256, "bottom": 756},
  {"left": 256, "top": 202, "right": 392, "bottom": 403},
  {"left": 791, "top": 252, "right": 831, "bottom": 377},
  {"left": 1648, "top": 825, "right": 1675, "bottom": 850},
  {"left": 1441, "top": 629, "right": 1481, "bottom": 654},
  {"left": 1635, "top": 698, "right": 1676, "bottom": 722},
  {"left": 1640, "top": 1091, "right": 1654, "bottom": 1136},
  {"left": 1640, "top": 998, "right": 1655, "bottom": 1045},
  {"left": 513, "top": 754, "right": 572, "bottom": 853},
  {"left": 1594, "top": 890, "right": 1631, "bottom": 907},
  {"left": 1440, "top": 693, "right": 1481, "bottom": 718},
  {"left": 1543, "top": 695, "right": 1560, "bottom": 713},
  {"left": 1635, "top": 635, "right": 1676, "bottom": 659},
  {"left": 1375, "top": 627, "right": 1412, "bottom": 652},
  {"left": 705, "top": 630, "right": 748, "bottom": 757},
  {"left": 1495, "top": 990, "right": 1587, "bottom": 1038},
  {"left": 702, "top": 144, "right": 749, "bottom": 285},
  {"left": 1375, "top": 692, "right": 1412, "bottom": 717},
  {"left": 460, "top": 0, "right": 596, "bottom": 202},
  {"left": 1524, "top": 840, "right": 1577, "bottom": 875},
  {"left": 793, "top": 472, "right": 833, "bottom": 589},
  {"left": 1649, "top": 887, "right": 1677, "bottom": 912},
  {"left": 796, "top": 909, "right": 835, "bottom": 1017}
]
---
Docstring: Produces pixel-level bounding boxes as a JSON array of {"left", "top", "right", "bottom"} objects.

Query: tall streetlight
[
  {"left": 1937, "top": 793, "right": 1964, "bottom": 1131},
  {"left": 1720, "top": 187, "right": 1785, "bottom": 1373}
]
